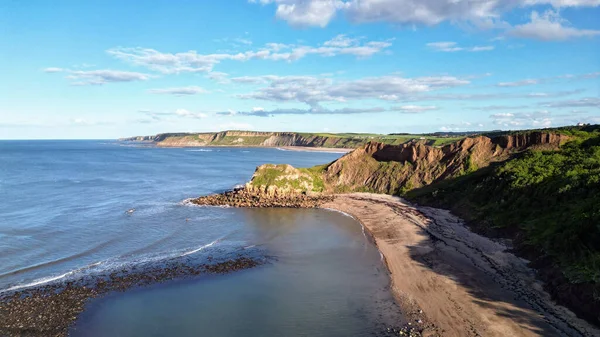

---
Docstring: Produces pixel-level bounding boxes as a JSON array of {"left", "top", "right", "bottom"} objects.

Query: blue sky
[{"left": 1, "top": 0, "right": 599, "bottom": 139}]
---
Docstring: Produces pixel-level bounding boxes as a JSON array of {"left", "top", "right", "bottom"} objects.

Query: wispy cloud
[
  {"left": 234, "top": 74, "right": 470, "bottom": 107},
  {"left": 468, "top": 105, "right": 530, "bottom": 111},
  {"left": 107, "top": 35, "right": 392, "bottom": 74},
  {"left": 393, "top": 105, "right": 439, "bottom": 113},
  {"left": 426, "top": 41, "right": 494, "bottom": 52},
  {"left": 207, "top": 71, "right": 230, "bottom": 83},
  {"left": 490, "top": 110, "right": 553, "bottom": 127},
  {"left": 541, "top": 97, "right": 600, "bottom": 108},
  {"left": 140, "top": 109, "right": 209, "bottom": 121},
  {"left": 43, "top": 67, "right": 64, "bottom": 73},
  {"left": 147, "top": 86, "right": 208, "bottom": 95},
  {"left": 509, "top": 10, "right": 600, "bottom": 41},
  {"left": 44, "top": 68, "right": 152, "bottom": 85},
  {"left": 252, "top": 0, "right": 600, "bottom": 29},
  {"left": 497, "top": 79, "right": 539, "bottom": 87},
  {"left": 218, "top": 106, "right": 389, "bottom": 117},
  {"left": 67, "top": 70, "right": 152, "bottom": 85}
]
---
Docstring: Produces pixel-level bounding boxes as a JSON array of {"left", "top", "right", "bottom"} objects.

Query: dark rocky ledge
[
  {"left": 0, "top": 256, "right": 264, "bottom": 337},
  {"left": 191, "top": 186, "right": 334, "bottom": 208}
]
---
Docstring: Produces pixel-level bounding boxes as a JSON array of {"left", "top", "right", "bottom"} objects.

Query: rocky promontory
[
  {"left": 191, "top": 164, "right": 333, "bottom": 208},
  {"left": 191, "top": 187, "right": 333, "bottom": 208}
]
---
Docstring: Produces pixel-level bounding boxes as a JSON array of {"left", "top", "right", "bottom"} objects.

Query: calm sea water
[{"left": 0, "top": 140, "right": 402, "bottom": 336}]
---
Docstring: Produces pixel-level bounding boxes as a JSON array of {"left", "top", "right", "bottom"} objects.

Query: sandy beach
[{"left": 321, "top": 193, "right": 600, "bottom": 337}]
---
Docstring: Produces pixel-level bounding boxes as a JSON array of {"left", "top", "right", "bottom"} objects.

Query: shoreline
[
  {"left": 0, "top": 257, "right": 264, "bottom": 337},
  {"left": 321, "top": 193, "right": 600, "bottom": 337},
  {"left": 4, "top": 192, "right": 599, "bottom": 336}
]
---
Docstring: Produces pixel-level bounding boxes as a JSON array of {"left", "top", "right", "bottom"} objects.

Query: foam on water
[
  {"left": 180, "top": 238, "right": 221, "bottom": 257},
  {"left": 0, "top": 243, "right": 226, "bottom": 294}
]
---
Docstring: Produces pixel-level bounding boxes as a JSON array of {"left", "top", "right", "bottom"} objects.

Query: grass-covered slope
[
  {"left": 248, "top": 164, "right": 326, "bottom": 193},
  {"left": 406, "top": 131, "right": 600, "bottom": 325}
]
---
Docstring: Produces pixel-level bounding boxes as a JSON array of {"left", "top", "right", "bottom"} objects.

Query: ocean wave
[
  {"left": 180, "top": 198, "right": 231, "bottom": 208},
  {"left": 180, "top": 238, "right": 221, "bottom": 257},
  {"left": 0, "top": 232, "right": 244, "bottom": 293},
  {"left": 0, "top": 239, "right": 117, "bottom": 279},
  {"left": 1, "top": 260, "right": 104, "bottom": 293},
  {"left": 186, "top": 149, "right": 213, "bottom": 152}
]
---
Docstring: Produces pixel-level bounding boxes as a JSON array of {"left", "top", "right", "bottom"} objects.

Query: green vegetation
[
  {"left": 250, "top": 164, "right": 327, "bottom": 192},
  {"left": 407, "top": 134, "right": 600, "bottom": 285},
  {"left": 404, "top": 129, "right": 600, "bottom": 323},
  {"left": 209, "top": 135, "right": 270, "bottom": 146},
  {"left": 297, "top": 132, "right": 462, "bottom": 147}
]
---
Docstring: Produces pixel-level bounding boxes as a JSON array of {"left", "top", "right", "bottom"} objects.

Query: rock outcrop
[
  {"left": 191, "top": 187, "right": 332, "bottom": 208},
  {"left": 119, "top": 130, "right": 455, "bottom": 148},
  {"left": 191, "top": 164, "right": 332, "bottom": 208},
  {"left": 320, "top": 132, "right": 569, "bottom": 194}
]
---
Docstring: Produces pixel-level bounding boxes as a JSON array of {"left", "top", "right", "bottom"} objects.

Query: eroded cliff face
[
  {"left": 120, "top": 131, "right": 431, "bottom": 148},
  {"left": 320, "top": 132, "right": 569, "bottom": 194}
]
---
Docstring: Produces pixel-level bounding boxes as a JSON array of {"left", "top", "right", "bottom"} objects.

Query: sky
[{"left": 0, "top": 0, "right": 599, "bottom": 139}]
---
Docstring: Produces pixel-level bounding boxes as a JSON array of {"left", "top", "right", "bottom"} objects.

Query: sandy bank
[{"left": 321, "top": 193, "right": 600, "bottom": 337}]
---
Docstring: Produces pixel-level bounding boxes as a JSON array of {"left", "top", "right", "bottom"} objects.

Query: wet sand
[{"left": 322, "top": 193, "right": 600, "bottom": 337}]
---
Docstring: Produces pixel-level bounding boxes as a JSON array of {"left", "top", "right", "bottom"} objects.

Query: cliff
[
  {"left": 263, "top": 132, "right": 569, "bottom": 195},
  {"left": 192, "top": 126, "right": 600, "bottom": 328},
  {"left": 119, "top": 130, "right": 463, "bottom": 148},
  {"left": 406, "top": 133, "right": 600, "bottom": 325}
]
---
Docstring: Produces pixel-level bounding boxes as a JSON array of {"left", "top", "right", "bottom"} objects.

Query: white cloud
[
  {"left": 218, "top": 106, "right": 389, "bottom": 117},
  {"left": 66, "top": 70, "right": 152, "bottom": 85},
  {"left": 490, "top": 110, "right": 553, "bottom": 127},
  {"left": 270, "top": 0, "right": 348, "bottom": 27},
  {"left": 426, "top": 41, "right": 494, "bottom": 52},
  {"left": 439, "top": 121, "right": 477, "bottom": 132},
  {"left": 252, "top": 0, "right": 600, "bottom": 28},
  {"left": 207, "top": 71, "right": 230, "bottom": 83},
  {"left": 174, "top": 109, "right": 208, "bottom": 118},
  {"left": 107, "top": 36, "right": 391, "bottom": 74},
  {"left": 323, "top": 34, "right": 359, "bottom": 47},
  {"left": 490, "top": 112, "right": 515, "bottom": 118},
  {"left": 234, "top": 38, "right": 253, "bottom": 45},
  {"left": 148, "top": 86, "right": 208, "bottom": 95},
  {"left": 542, "top": 97, "right": 600, "bottom": 108},
  {"left": 43, "top": 67, "right": 64, "bottom": 73},
  {"left": 497, "top": 79, "right": 539, "bottom": 87},
  {"left": 469, "top": 105, "right": 530, "bottom": 110},
  {"left": 235, "top": 74, "right": 470, "bottom": 106},
  {"left": 141, "top": 109, "right": 209, "bottom": 120},
  {"left": 413, "top": 89, "right": 584, "bottom": 101},
  {"left": 509, "top": 10, "right": 600, "bottom": 41},
  {"left": 394, "top": 105, "right": 438, "bottom": 113},
  {"left": 43, "top": 67, "right": 152, "bottom": 85}
]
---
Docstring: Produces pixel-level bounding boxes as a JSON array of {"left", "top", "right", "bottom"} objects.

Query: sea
[{"left": 0, "top": 140, "right": 403, "bottom": 336}]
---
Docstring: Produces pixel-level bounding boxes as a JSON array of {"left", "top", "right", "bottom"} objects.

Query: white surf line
[{"left": 1, "top": 260, "right": 104, "bottom": 294}]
